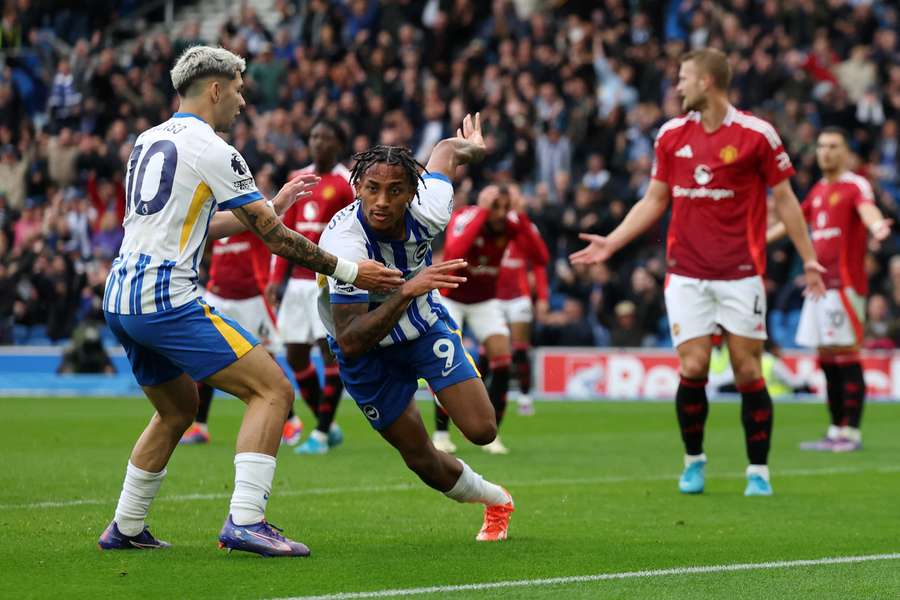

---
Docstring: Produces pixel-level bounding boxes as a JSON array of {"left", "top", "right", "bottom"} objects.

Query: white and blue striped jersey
[
  {"left": 317, "top": 173, "right": 454, "bottom": 347},
  {"left": 103, "top": 112, "right": 263, "bottom": 315}
]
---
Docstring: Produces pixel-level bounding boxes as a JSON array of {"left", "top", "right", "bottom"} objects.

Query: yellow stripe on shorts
[
  {"left": 451, "top": 327, "right": 481, "bottom": 378},
  {"left": 201, "top": 301, "right": 253, "bottom": 358}
]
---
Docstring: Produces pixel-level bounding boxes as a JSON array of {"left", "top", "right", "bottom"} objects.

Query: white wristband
[{"left": 333, "top": 257, "right": 359, "bottom": 284}]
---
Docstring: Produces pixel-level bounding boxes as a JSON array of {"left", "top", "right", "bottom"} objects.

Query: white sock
[
  {"left": 310, "top": 429, "right": 328, "bottom": 444},
  {"left": 433, "top": 431, "right": 451, "bottom": 442},
  {"left": 747, "top": 464, "right": 770, "bottom": 481},
  {"left": 230, "top": 452, "right": 276, "bottom": 526},
  {"left": 827, "top": 425, "right": 841, "bottom": 440},
  {"left": 518, "top": 394, "right": 532, "bottom": 405},
  {"left": 444, "top": 460, "right": 509, "bottom": 506},
  {"left": 114, "top": 461, "right": 166, "bottom": 536},
  {"left": 684, "top": 453, "right": 707, "bottom": 467},
  {"left": 197, "top": 422, "right": 208, "bottom": 433},
  {"left": 840, "top": 426, "right": 861, "bottom": 443}
]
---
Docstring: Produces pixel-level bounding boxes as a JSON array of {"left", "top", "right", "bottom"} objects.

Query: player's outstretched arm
[
  {"left": 332, "top": 260, "right": 467, "bottom": 358},
  {"left": 771, "top": 179, "right": 826, "bottom": 297},
  {"left": 858, "top": 203, "right": 893, "bottom": 241},
  {"left": 208, "top": 172, "right": 319, "bottom": 240},
  {"left": 231, "top": 200, "right": 405, "bottom": 291},
  {"left": 569, "top": 179, "right": 670, "bottom": 265},
  {"left": 424, "top": 113, "right": 486, "bottom": 177}
]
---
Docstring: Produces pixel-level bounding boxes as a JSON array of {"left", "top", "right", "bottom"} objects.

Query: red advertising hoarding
[{"left": 536, "top": 348, "right": 900, "bottom": 401}]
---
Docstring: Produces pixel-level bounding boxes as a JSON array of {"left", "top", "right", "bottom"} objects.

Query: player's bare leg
[
  {"left": 726, "top": 332, "right": 774, "bottom": 496},
  {"left": 380, "top": 395, "right": 513, "bottom": 541},
  {"left": 481, "top": 333, "right": 512, "bottom": 454},
  {"left": 435, "top": 377, "right": 497, "bottom": 446},
  {"left": 674, "top": 335, "right": 712, "bottom": 494},
  {"left": 509, "top": 321, "right": 535, "bottom": 416},
  {"left": 131, "top": 375, "right": 201, "bottom": 470},
  {"left": 204, "top": 346, "right": 310, "bottom": 556},
  {"left": 100, "top": 374, "right": 199, "bottom": 549}
]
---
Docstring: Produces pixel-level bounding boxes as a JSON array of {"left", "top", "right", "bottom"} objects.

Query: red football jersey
[
  {"left": 652, "top": 106, "right": 795, "bottom": 280},
  {"left": 496, "top": 224, "right": 550, "bottom": 301},
  {"left": 207, "top": 231, "right": 270, "bottom": 300},
  {"left": 801, "top": 171, "right": 874, "bottom": 294},
  {"left": 442, "top": 207, "right": 539, "bottom": 304},
  {"left": 270, "top": 163, "right": 354, "bottom": 283}
]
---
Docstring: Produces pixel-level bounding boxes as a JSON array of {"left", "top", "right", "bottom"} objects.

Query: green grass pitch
[{"left": 1, "top": 396, "right": 899, "bottom": 599}]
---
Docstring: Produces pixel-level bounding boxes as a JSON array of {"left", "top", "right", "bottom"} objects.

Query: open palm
[
  {"left": 457, "top": 112, "right": 485, "bottom": 153},
  {"left": 569, "top": 233, "right": 614, "bottom": 265}
]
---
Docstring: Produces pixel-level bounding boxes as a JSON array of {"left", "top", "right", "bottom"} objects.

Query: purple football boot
[
  {"left": 98, "top": 521, "right": 170, "bottom": 550},
  {"left": 218, "top": 515, "right": 311, "bottom": 557}
]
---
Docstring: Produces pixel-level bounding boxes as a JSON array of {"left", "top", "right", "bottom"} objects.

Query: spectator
[
  {"left": 0, "top": 0, "right": 898, "bottom": 351},
  {"left": 610, "top": 301, "right": 645, "bottom": 348},
  {"left": 0, "top": 145, "right": 28, "bottom": 209}
]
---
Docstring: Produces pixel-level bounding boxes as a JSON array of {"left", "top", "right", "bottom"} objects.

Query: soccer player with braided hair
[{"left": 317, "top": 113, "right": 516, "bottom": 542}]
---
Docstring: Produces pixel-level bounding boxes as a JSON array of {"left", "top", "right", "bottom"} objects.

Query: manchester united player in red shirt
[
  {"left": 572, "top": 48, "right": 825, "bottom": 496},
  {"left": 434, "top": 184, "right": 547, "bottom": 454},
  {"left": 268, "top": 120, "right": 355, "bottom": 455},
  {"left": 496, "top": 186, "right": 550, "bottom": 417},
  {"left": 769, "top": 127, "right": 892, "bottom": 452}
]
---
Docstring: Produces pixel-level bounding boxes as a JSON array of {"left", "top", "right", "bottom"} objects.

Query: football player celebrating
[{"left": 317, "top": 114, "right": 516, "bottom": 541}]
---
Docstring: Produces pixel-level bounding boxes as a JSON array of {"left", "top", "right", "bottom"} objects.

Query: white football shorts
[
  {"left": 278, "top": 278, "right": 328, "bottom": 344},
  {"left": 440, "top": 296, "right": 510, "bottom": 342},
  {"left": 500, "top": 296, "right": 533, "bottom": 325},
  {"left": 795, "top": 288, "right": 865, "bottom": 348},
  {"left": 664, "top": 273, "right": 767, "bottom": 347}
]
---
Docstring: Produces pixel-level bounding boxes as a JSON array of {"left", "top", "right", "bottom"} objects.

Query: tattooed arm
[
  {"left": 331, "top": 260, "right": 467, "bottom": 358},
  {"left": 231, "top": 199, "right": 339, "bottom": 275}
]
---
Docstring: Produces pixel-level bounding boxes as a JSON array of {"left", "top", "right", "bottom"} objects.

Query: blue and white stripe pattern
[
  {"left": 103, "top": 112, "right": 264, "bottom": 315},
  {"left": 317, "top": 173, "right": 455, "bottom": 347}
]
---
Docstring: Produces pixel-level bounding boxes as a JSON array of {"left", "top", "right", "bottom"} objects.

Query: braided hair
[{"left": 349, "top": 145, "right": 427, "bottom": 200}]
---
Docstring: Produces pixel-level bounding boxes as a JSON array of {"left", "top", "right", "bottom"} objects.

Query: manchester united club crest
[
  {"left": 693, "top": 165, "right": 713, "bottom": 185},
  {"left": 719, "top": 145, "right": 739, "bottom": 164},
  {"left": 829, "top": 192, "right": 841, "bottom": 206},
  {"left": 322, "top": 185, "right": 335, "bottom": 200}
]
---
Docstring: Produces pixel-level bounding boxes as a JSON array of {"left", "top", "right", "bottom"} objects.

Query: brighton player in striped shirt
[
  {"left": 768, "top": 127, "right": 892, "bottom": 452},
  {"left": 571, "top": 48, "right": 825, "bottom": 497},
  {"left": 317, "top": 114, "right": 515, "bottom": 542},
  {"left": 98, "top": 46, "right": 402, "bottom": 556}
]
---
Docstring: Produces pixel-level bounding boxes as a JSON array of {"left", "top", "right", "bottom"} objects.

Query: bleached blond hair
[{"left": 170, "top": 46, "right": 246, "bottom": 96}]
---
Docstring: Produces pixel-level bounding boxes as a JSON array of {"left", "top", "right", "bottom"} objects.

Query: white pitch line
[
  {"left": 2, "top": 465, "right": 899, "bottom": 511},
  {"left": 271, "top": 553, "right": 900, "bottom": 600}
]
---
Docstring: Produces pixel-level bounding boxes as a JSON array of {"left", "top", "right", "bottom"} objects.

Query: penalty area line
[{"left": 270, "top": 552, "right": 900, "bottom": 600}]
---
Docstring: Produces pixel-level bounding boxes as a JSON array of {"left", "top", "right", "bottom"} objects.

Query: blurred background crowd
[{"left": 1, "top": 0, "right": 899, "bottom": 350}]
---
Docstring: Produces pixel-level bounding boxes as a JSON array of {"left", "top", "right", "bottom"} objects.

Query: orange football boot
[{"left": 476, "top": 490, "right": 515, "bottom": 542}]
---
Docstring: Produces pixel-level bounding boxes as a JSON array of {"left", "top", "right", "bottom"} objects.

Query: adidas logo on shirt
[{"left": 675, "top": 145, "right": 693, "bottom": 158}]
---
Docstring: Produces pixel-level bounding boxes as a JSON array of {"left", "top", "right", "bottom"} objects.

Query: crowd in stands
[{"left": 1, "top": 0, "right": 899, "bottom": 350}]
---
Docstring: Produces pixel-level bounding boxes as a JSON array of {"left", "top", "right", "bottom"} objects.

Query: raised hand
[
  {"left": 569, "top": 233, "right": 615, "bottom": 265},
  {"left": 272, "top": 173, "right": 320, "bottom": 216},
  {"left": 401, "top": 259, "right": 468, "bottom": 297},
  {"left": 353, "top": 260, "right": 406, "bottom": 292},
  {"left": 457, "top": 112, "right": 484, "bottom": 152}
]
